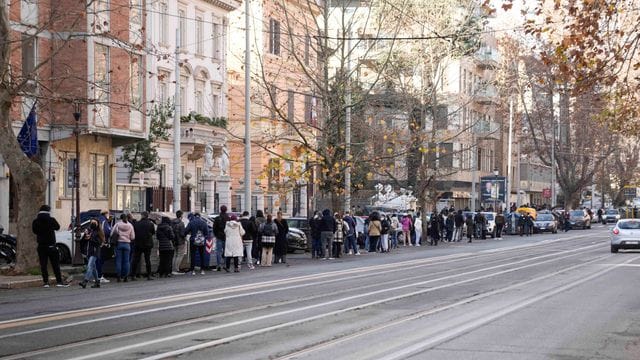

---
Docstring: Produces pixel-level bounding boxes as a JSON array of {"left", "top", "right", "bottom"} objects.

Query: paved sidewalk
[{"left": 0, "top": 265, "right": 82, "bottom": 289}]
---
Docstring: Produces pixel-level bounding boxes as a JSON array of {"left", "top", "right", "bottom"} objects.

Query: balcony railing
[
  {"left": 474, "top": 85, "right": 499, "bottom": 105},
  {"left": 474, "top": 47, "right": 500, "bottom": 69}
]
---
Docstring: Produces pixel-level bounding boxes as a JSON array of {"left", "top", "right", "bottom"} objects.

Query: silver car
[{"left": 610, "top": 219, "right": 640, "bottom": 253}]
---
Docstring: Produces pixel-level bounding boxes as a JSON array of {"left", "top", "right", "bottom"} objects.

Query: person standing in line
[
  {"left": 254, "top": 210, "right": 266, "bottom": 265},
  {"left": 32, "top": 205, "right": 69, "bottom": 288},
  {"left": 390, "top": 215, "right": 400, "bottom": 248},
  {"left": 171, "top": 210, "right": 187, "bottom": 275},
  {"left": 401, "top": 215, "right": 412, "bottom": 246},
  {"left": 185, "top": 211, "right": 209, "bottom": 275},
  {"left": 414, "top": 214, "right": 422, "bottom": 246},
  {"left": 156, "top": 216, "right": 175, "bottom": 278},
  {"left": 96, "top": 209, "right": 111, "bottom": 284},
  {"left": 495, "top": 210, "right": 506, "bottom": 239},
  {"left": 239, "top": 211, "right": 257, "bottom": 269},
  {"left": 112, "top": 213, "right": 135, "bottom": 282},
  {"left": 310, "top": 211, "right": 321, "bottom": 259},
  {"left": 79, "top": 219, "right": 104, "bottom": 288},
  {"left": 429, "top": 213, "right": 441, "bottom": 246},
  {"left": 130, "top": 212, "right": 156, "bottom": 281},
  {"left": 445, "top": 213, "right": 455, "bottom": 242},
  {"left": 259, "top": 214, "right": 278, "bottom": 266},
  {"left": 224, "top": 214, "right": 245, "bottom": 272},
  {"left": 213, "top": 205, "right": 231, "bottom": 271},
  {"left": 333, "top": 212, "right": 347, "bottom": 258},
  {"left": 274, "top": 211, "right": 289, "bottom": 264},
  {"left": 454, "top": 210, "right": 464, "bottom": 242},
  {"left": 318, "top": 209, "right": 336, "bottom": 259},
  {"left": 343, "top": 211, "right": 359, "bottom": 255},
  {"left": 379, "top": 215, "right": 389, "bottom": 253},
  {"left": 368, "top": 212, "right": 382, "bottom": 253},
  {"left": 465, "top": 214, "right": 475, "bottom": 243}
]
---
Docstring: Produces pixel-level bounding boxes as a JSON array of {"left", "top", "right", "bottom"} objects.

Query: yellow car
[{"left": 516, "top": 207, "right": 537, "bottom": 220}]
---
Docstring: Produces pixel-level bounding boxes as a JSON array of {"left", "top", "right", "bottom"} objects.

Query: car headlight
[{"left": 616, "top": 215, "right": 620, "bottom": 219}]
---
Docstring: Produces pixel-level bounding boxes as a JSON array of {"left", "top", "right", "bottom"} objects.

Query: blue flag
[{"left": 17, "top": 104, "right": 38, "bottom": 158}]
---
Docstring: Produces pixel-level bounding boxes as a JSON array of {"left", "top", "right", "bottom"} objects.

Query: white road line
[
  {"left": 379, "top": 254, "right": 640, "bottom": 360},
  {"left": 65, "top": 243, "right": 604, "bottom": 360},
  {"left": 275, "top": 253, "right": 614, "bottom": 360}
]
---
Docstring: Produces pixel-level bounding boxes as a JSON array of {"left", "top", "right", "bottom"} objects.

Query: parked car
[
  {"left": 533, "top": 212, "right": 558, "bottom": 233},
  {"left": 55, "top": 220, "right": 91, "bottom": 264},
  {"left": 603, "top": 209, "right": 621, "bottom": 224},
  {"left": 610, "top": 219, "right": 640, "bottom": 253},
  {"left": 568, "top": 209, "right": 591, "bottom": 229},
  {"left": 285, "top": 217, "right": 310, "bottom": 239},
  {"left": 287, "top": 227, "right": 307, "bottom": 253},
  {"left": 480, "top": 212, "right": 496, "bottom": 238}
]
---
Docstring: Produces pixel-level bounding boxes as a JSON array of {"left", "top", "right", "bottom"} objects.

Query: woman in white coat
[
  {"left": 224, "top": 214, "right": 246, "bottom": 272},
  {"left": 414, "top": 215, "right": 423, "bottom": 246}
]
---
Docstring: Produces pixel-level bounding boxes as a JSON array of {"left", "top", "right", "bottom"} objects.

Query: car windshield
[
  {"left": 537, "top": 214, "right": 553, "bottom": 221},
  {"left": 618, "top": 221, "right": 640, "bottom": 230},
  {"left": 483, "top": 213, "right": 494, "bottom": 220},
  {"left": 570, "top": 210, "right": 584, "bottom": 216},
  {"left": 606, "top": 210, "right": 618, "bottom": 215},
  {"left": 285, "top": 219, "right": 299, "bottom": 228}
]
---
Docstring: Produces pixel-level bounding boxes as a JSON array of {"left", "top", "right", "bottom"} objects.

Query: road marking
[
  {"left": 64, "top": 243, "right": 604, "bottom": 360},
  {"left": 378, "top": 254, "right": 640, "bottom": 360}
]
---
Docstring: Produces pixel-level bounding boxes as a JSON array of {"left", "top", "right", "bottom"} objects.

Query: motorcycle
[{"left": 0, "top": 226, "right": 17, "bottom": 266}]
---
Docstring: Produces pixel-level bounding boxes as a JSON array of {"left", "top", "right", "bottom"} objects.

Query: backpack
[
  {"left": 381, "top": 219, "right": 390, "bottom": 234},
  {"left": 261, "top": 223, "right": 276, "bottom": 237},
  {"left": 193, "top": 230, "right": 205, "bottom": 246}
]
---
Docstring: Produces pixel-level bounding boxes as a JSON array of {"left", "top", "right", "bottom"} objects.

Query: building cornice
[{"left": 202, "top": 0, "right": 242, "bottom": 12}]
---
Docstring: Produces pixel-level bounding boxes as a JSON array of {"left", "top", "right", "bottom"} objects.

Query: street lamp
[
  {"left": 72, "top": 103, "right": 83, "bottom": 266},
  {"left": 493, "top": 168, "right": 499, "bottom": 212}
]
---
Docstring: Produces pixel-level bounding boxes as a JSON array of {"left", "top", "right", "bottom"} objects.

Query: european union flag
[{"left": 17, "top": 104, "right": 38, "bottom": 158}]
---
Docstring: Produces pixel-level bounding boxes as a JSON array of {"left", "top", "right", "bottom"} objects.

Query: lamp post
[
  {"left": 72, "top": 103, "right": 83, "bottom": 266},
  {"left": 493, "top": 168, "right": 499, "bottom": 212}
]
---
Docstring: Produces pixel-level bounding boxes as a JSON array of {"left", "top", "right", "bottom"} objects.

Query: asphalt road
[{"left": 1, "top": 225, "right": 639, "bottom": 360}]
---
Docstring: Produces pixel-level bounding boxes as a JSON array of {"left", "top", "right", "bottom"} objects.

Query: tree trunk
[{"left": 0, "top": 103, "right": 46, "bottom": 273}]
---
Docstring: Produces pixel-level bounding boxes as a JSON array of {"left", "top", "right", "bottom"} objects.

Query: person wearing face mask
[{"left": 79, "top": 219, "right": 105, "bottom": 288}]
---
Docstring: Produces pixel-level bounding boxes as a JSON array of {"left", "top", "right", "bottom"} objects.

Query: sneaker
[
  {"left": 43, "top": 283, "right": 50, "bottom": 288},
  {"left": 191, "top": 271, "right": 196, "bottom": 276},
  {"left": 348, "top": 250, "right": 353, "bottom": 255},
  {"left": 99, "top": 276, "right": 110, "bottom": 283},
  {"left": 200, "top": 270, "right": 205, "bottom": 275},
  {"left": 355, "top": 252, "right": 361, "bottom": 255},
  {"left": 328, "top": 257, "right": 335, "bottom": 260},
  {"left": 171, "top": 271, "right": 183, "bottom": 276},
  {"left": 56, "top": 282, "right": 70, "bottom": 288},
  {"left": 416, "top": 244, "right": 421, "bottom": 247},
  {"left": 216, "top": 266, "right": 222, "bottom": 272},
  {"left": 248, "top": 264, "right": 255, "bottom": 270}
]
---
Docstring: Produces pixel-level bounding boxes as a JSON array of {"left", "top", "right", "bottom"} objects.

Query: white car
[
  {"left": 480, "top": 212, "right": 497, "bottom": 238},
  {"left": 610, "top": 219, "right": 640, "bottom": 253}
]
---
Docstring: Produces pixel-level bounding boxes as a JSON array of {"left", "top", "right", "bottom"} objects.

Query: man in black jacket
[
  {"left": 318, "top": 209, "right": 336, "bottom": 259},
  {"left": 32, "top": 205, "right": 68, "bottom": 287},
  {"left": 213, "top": 205, "right": 230, "bottom": 271},
  {"left": 131, "top": 212, "right": 155, "bottom": 280}
]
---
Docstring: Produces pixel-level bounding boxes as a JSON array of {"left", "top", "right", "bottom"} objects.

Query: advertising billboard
[{"left": 480, "top": 176, "right": 506, "bottom": 204}]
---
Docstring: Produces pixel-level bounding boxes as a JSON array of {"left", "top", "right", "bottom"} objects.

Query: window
[
  {"left": 212, "top": 17, "right": 222, "bottom": 60},
  {"left": 269, "top": 85, "right": 278, "bottom": 120},
  {"left": 58, "top": 152, "right": 76, "bottom": 198},
  {"left": 195, "top": 79, "right": 205, "bottom": 114},
  {"left": 304, "top": 35, "right": 310, "bottom": 65},
  {"left": 304, "top": 94, "right": 312, "bottom": 124},
  {"left": 93, "top": 0, "right": 110, "bottom": 33},
  {"left": 232, "top": 195, "right": 242, "bottom": 213},
  {"left": 90, "top": 154, "right": 109, "bottom": 198},
  {"left": 159, "top": 2, "right": 168, "bottom": 44},
  {"left": 130, "top": 54, "right": 143, "bottom": 130},
  {"left": 440, "top": 143, "right": 453, "bottom": 168},
  {"left": 21, "top": 0, "right": 38, "bottom": 26},
  {"left": 268, "top": 158, "right": 280, "bottom": 185},
  {"left": 434, "top": 105, "right": 447, "bottom": 130},
  {"left": 269, "top": 18, "right": 280, "bottom": 55},
  {"left": 211, "top": 86, "right": 221, "bottom": 117},
  {"left": 178, "top": 8, "right": 186, "bottom": 48},
  {"left": 130, "top": 0, "right": 143, "bottom": 44},
  {"left": 158, "top": 71, "right": 169, "bottom": 102},
  {"left": 94, "top": 44, "right": 110, "bottom": 127},
  {"left": 195, "top": 15, "right": 203, "bottom": 55},
  {"left": 287, "top": 90, "right": 294, "bottom": 122},
  {"left": 180, "top": 73, "right": 188, "bottom": 116},
  {"left": 21, "top": 34, "right": 36, "bottom": 92}
]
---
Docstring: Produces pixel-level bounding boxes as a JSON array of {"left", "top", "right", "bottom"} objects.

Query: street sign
[
  {"left": 542, "top": 188, "right": 551, "bottom": 198},
  {"left": 67, "top": 158, "right": 77, "bottom": 188}
]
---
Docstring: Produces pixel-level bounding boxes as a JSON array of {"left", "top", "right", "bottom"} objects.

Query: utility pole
[
  {"left": 344, "top": 28, "right": 352, "bottom": 214},
  {"left": 172, "top": 28, "right": 181, "bottom": 212},
  {"left": 506, "top": 96, "right": 513, "bottom": 211},
  {"left": 551, "top": 92, "right": 558, "bottom": 208},
  {"left": 72, "top": 103, "right": 82, "bottom": 266},
  {"left": 244, "top": 0, "right": 252, "bottom": 215},
  {"left": 471, "top": 132, "right": 477, "bottom": 212}
]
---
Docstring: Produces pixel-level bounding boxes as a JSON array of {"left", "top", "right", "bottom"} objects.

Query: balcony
[
  {"left": 179, "top": 122, "right": 226, "bottom": 161},
  {"left": 474, "top": 85, "right": 499, "bottom": 105},
  {"left": 474, "top": 120, "right": 500, "bottom": 140},
  {"left": 474, "top": 47, "right": 500, "bottom": 69}
]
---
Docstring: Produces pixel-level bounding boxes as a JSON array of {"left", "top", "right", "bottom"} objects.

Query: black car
[
  {"left": 533, "top": 213, "right": 558, "bottom": 233},
  {"left": 287, "top": 227, "right": 308, "bottom": 253},
  {"left": 285, "top": 217, "right": 311, "bottom": 239}
]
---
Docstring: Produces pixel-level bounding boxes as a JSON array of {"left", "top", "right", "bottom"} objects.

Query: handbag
[{"left": 109, "top": 224, "right": 119, "bottom": 246}]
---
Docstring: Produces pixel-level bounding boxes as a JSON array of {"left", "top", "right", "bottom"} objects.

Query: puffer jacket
[
  {"left": 156, "top": 218, "right": 175, "bottom": 251},
  {"left": 224, "top": 220, "right": 245, "bottom": 257}
]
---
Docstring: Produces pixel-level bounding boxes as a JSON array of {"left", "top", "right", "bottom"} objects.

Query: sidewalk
[{"left": 0, "top": 265, "right": 82, "bottom": 289}]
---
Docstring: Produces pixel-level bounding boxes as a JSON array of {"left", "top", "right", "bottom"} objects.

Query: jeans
[
  {"left": 364, "top": 234, "right": 370, "bottom": 252},
  {"left": 37, "top": 246, "right": 63, "bottom": 284},
  {"left": 453, "top": 226, "right": 463, "bottom": 242},
  {"left": 190, "top": 244, "right": 206, "bottom": 271},
  {"left": 114, "top": 242, "right": 131, "bottom": 279},
  {"left": 390, "top": 231, "right": 399, "bottom": 248},
  {"left": 312, "top": 237, "right": 322, "bottom": 258},
  {"left": 216, "top": 239, "right": 225, "bottom": 267},
  {"left": 320, "top": 231, "right": 333, "bottom": 258},
  {"left": 84, "top": 255, "right": 99, "bottom": 282},
  {"left": 243, "top": 241, "right": 253, "bottom": 266},
  {"left": 346, "top": 234, "right": 358, "bottom": 254},
  {"left": 172, "top": 243, "right": 187, "bottom": 272}
]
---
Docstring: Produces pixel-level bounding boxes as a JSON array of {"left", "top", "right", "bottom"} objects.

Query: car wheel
[
  {"left": 611, "top": 245, "right": 619, "bottom": 253},
  {"left": 57, "top": 244, "right": 71, "bottom": 264}
]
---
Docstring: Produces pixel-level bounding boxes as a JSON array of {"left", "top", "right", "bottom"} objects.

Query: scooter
[{"left": 0, "top": 226, "right": 17, "bottom": 265}]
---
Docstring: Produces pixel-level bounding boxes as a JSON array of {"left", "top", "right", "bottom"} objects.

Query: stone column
[
  {"left": 216, "top": 175, "right": 232, "bottom": 210},
  {"left": 254, "top": 185, "right": 264, "bottom": 215},
  {"left": 299, "top": 182, "right": 308, "bottom": 218},
  {"left": 201, "top": 175, "right": 216, "bottom": 214}
]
